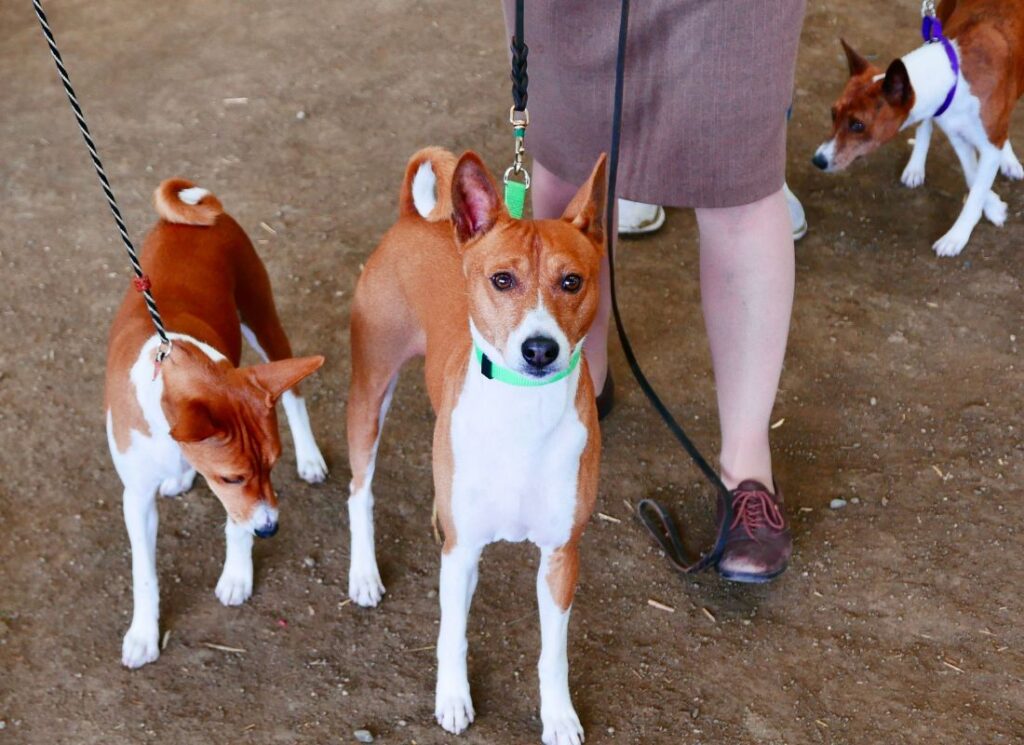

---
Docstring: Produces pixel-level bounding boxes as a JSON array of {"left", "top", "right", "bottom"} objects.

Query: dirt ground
[{"left": 1, "top": 0, "right": 1022, "bottom": 743}]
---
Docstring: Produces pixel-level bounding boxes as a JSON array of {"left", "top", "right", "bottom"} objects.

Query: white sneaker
[
  {"left": 617, "top": 198, "right": 666, "bottom": 235},
  {"left": 783, "top": 182, "right": 807, "bottom": 241}
]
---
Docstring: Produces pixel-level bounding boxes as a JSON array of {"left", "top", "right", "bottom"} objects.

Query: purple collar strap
[{"left": 921, "top": 16, "right": 959, "bottom": 117}]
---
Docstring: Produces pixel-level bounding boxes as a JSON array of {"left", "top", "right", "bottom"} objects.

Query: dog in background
[{"left": 813, "top": 0, "right": 1024, "bottom": 256}]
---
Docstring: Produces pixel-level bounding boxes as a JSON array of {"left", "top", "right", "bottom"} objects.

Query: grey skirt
[{"left": 502, "top": 0, "right": 806, "bottom": 208}]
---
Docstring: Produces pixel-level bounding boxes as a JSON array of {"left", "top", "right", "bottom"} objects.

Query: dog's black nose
[
  {"left": 254, "top": 521, "right": 279, "bottom": 539},
  {"left": 812, "top": 152, "right": 829, "bottom": 171},
  {"left": 521, "top": 336, "right": 560, "bottom": 369}
]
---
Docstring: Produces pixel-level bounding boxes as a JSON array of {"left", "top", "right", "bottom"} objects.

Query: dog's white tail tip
[{"left": 411, "top": 161, "right": 437, "bottom": 219}]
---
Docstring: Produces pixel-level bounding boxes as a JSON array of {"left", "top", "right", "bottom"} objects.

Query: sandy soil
[{"left": 1, "top": 0, "right": 1022, "bottom": 743}]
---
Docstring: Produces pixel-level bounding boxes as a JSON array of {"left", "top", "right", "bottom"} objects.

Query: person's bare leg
[
  {"left": 696, "top": 188, "right": 794, "bottom": 490},
  {"left": 533, "top": 160, "right": 610, "bottom": 391}
]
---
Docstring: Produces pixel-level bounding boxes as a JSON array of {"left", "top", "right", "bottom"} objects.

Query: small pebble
[
  {"left": 830, "top": 498, "right": 848, "bottom": 510},
  {"left": 870, "top": 397, "right": 877, "bottom": 406},
  {"left": 353, "top": 729, "right": 373, "bottom": 743},
  {"left": 427, "top": 589, "right": 437, "bottom": 599},
  {"left": 296, "top": 110, "right": 307, "bottom": 120},
  {"left": 851, "top": 497, "right": 860, "bottom": 504},
  {"left": 303, "top": 556, "right": 316, "bottom": 568}
]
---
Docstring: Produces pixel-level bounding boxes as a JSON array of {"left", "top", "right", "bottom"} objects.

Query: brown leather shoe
[{"left": 715, "top": 480, "right": 791, "bottom": 583}]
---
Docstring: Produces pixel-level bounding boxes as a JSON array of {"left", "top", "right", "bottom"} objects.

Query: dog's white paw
[
  {"left": 435, "top": 688, "right": 475, "bottom": 735},
  {"left": 348, "top": 567, "right": 385, "bottom": 607},
  {"left": 122, "top": 623, "right": 160, "bottom": 669},
  {"left": 159, "top": 469, "right": 196, "bottom": 497},
  {"left": 933, "top": 228, "right": 970, "bottom": 257},
  {"left": 984, "top": 193, "right": 1008, "bottom": 226},
  {"left": 542, "top": 706, "right": 585, "bottom": 745},
  {"left": 215, "top": 570, "right": 253, "bottom": 606},
  {"left": 900, "top": 163, "right": 926, "bottom": 188},
  {"left": 1000, "top": 156, "right": 1024, "bottom": 180},
  {"left": 297, "top": 449, "right": 328, "bottom": 484}
]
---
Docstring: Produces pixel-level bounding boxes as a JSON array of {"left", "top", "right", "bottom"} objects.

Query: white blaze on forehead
[
  {"left": 178, "top": 187, "right": 210, "bottom": 205},
  {"left": 411, "top": 161, "right": 436, "bottom": 218}
]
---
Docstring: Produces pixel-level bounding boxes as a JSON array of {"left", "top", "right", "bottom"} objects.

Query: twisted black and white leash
[{"left": 31, "top": 0, "right": 172, "bottom": 361}]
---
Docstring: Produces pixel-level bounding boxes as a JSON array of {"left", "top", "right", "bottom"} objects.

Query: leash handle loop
[{"left": 32, "top": 0, "right": 172, "bottom": 362}]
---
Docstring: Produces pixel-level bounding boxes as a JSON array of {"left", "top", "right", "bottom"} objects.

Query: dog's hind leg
[
  {"left": 235, "top": 246, "right": 328, "bottom": 484},
  {"left": 346, "top": 294, "right": 418, "bottom": 606},
  {"left": 1000, "top": 139, "right": 1024, "bottom": 180}
]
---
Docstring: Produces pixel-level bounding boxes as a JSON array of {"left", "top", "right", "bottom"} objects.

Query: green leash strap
[
  {"left": 504, "top": 179, "right": 527, "bottom": 219},
  {"left": 473, "top": 343, "right": 582, "bottom": 387}
]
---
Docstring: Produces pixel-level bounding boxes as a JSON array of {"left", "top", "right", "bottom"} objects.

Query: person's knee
[{"left": 696, "top": 188, "right": 787, "bottom": 237}]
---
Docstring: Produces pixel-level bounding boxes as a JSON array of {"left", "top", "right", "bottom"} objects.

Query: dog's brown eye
[
  {"left": 220, "top": 475, "right": 245, "bottom": 485},
  {"left": 490, "top": 272, "right": 515, "bottom": 291},
  {"left": 848, "top": 118, "right": 865, "bottom": 133},
  {"left": 561, "top": 274, "right": 583, "bottom": 293}
]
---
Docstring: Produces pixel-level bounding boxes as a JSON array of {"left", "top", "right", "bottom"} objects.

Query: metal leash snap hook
[
  {"left": 155, "top": 339, "right": 173, "bottom": 364},
  {"left": 503, "top": 165, "right": 531, "bottom": 188}
]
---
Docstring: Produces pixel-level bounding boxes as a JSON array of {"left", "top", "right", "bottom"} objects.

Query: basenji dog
[
  {"left": 106, "top": 179, "right": 327, "bottom": 668},
  {"left": 813, "top": 0, "right": 1024, "bottom": 256},
  {"left": 346, "top": 148, "right": 605, "bottom": 744}
]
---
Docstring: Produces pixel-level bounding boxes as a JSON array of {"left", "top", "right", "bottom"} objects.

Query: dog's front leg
[
  {"left": 537, "top": 544, "right": 584, "bottom": 745},
  {"left": 216, "top": 519, "right": 254, "bottom": 606},
  {"left": 901, "top": 119, "right": 933, "bottom": 188},
  {"left": 122, "top": 486, "right": 161, "bottom": 668},
  {"left": 435, "top": 544, "right": 481, "bottom": 735}
]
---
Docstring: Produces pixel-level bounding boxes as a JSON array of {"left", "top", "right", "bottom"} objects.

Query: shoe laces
[{"left": 730, "top": 488, "right": 785, "bottom": 541}]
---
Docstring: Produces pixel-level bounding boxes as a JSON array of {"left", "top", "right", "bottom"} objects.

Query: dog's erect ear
[
  {"left": 883, "top": 58, "right": 913, "bottom": 107},
  {"left": 245, "top": 355, "right": 325, "bottom": 407},
  {"left": 168, "top": 399, "right": 223, "bottom": 443},
  {"left": 451, "top": 152, "right": 501, "bottom": 245},
  {"left": 841, "top": 38, "right": 870, "bottom": 77},
  {"left": 561, "top": 154, "right": 607, "bottom": 248}
]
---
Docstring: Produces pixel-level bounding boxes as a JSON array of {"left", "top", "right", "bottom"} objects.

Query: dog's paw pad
[
  {"left": 215, "top": 573, "right": 253, "bottom": 606},
  {"left": 297, "top": 452, "right": 328, "bottom": 484},
  {"left": 435, "top": 692, "right": 475, "bottom": 735},
  {"left": 900, "top": 166, "right": 925, "bottom": 188},
  {"left": 348, "top": 571, "right": 385, "bottom": 607},
  {"left": 122, "top": 625, "right": 160, "bottom": 669}
]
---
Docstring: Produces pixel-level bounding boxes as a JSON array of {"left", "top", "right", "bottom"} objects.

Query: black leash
[
  {"left": 32, "top": 0, "right": 172, "bottom": 362},
  {"left": 509, "top": 0, "right": 732, "bottom": 575}
]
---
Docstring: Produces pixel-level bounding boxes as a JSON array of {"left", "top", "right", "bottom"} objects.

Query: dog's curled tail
[
  {"left": 398, "top": 147, "right": 458, "bottom": 222},
  {"left": 154, "top": 178, "right": 224, "bottom": 226}
]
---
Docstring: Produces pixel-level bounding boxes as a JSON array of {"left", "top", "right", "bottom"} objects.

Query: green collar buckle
[{"left": 473, "top": 343, "right": 582, "bottom": 387}]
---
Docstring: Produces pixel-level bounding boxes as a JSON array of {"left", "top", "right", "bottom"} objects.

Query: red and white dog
[
  {"left": 106, "top": 179, "right": 326, "bottom": 668},
  {"left": 346, "top": 148, "right": 604, "bottom": 744},
  {"left": 813, "top": 0, "right": 1024, "bottom": 256}
]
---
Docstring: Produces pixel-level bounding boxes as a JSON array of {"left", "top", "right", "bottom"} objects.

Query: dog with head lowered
[
  {"left": 106, "top": 179, "right": 327, "bottom": 668},
  {"left": 814, "top": 0, "right": 1024, "bottom": 256},
  {"left": 346, "top": 148, "right": 605, "bottom": 744}
]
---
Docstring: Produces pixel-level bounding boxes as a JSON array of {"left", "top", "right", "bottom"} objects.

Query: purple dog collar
[{"left": 921, "top": 16, "right": 959, "bottom": 117}]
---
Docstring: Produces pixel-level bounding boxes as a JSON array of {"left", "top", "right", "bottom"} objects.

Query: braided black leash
[
  {"left": 605, "top": 0, "right": 732, "bottom": 575},
  {"left": 32, "top": 0, "right": 172, "bottom": 362},
  {"left": 510, "top": 0, "right": 528, "bottom": 113}
]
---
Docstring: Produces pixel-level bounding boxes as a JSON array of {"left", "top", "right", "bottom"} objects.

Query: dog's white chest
[{"left": 448, "top": 363, "right": 587, "bottom": 549}]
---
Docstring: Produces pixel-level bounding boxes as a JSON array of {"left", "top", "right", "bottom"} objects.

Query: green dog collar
[{"left": 473, "top": 343, "right": 582, "bottom": 387}]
